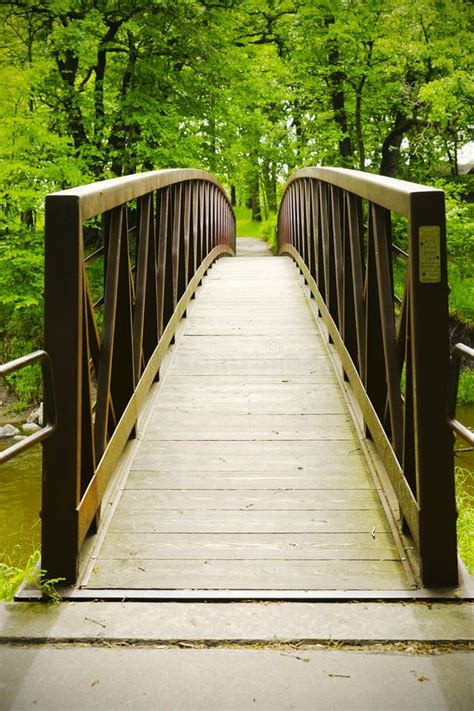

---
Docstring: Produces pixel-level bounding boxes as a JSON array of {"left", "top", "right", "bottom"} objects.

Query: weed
[
  {"left": 455, "top": 466, "right": 474, "bottom": 574},
  {"left": 234, "top": 206, "right": 263, "bottom": 238},
  {"left": 0, "top": 550, "right": 64, "bottom": 602},
  {"left": 457, "top": 370, "right": 474, "bottom": 406}
]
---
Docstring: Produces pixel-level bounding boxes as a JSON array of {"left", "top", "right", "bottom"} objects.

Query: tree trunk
[
  {"left": 262, "top": 161, "right": 277, "bottom": 213},
  {"left": 55, "top": 50, "right": 87, "bottom": 150},
  {"left": 248, "top": 169, "right": 261, "bottom": 222},
  {"left": 380, "top": 112, "right": 413, "bottom": 177},
  {"left": 325, "top": 17, "right": 353, "bottom": 167}
]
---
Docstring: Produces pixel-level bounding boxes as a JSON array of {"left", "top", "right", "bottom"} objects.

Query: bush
[
  {"left": 455, "top": 467, "right": 474, "bottom": 574},
  {"left": 260, "top": 213, "right": 278, "bottom": 253}
]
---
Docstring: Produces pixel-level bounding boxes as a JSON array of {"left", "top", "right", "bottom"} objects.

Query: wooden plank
[
  {"left": 154, "top": 384, "right": 347, "bottom": 414},
  {"left": 109, "top": 508, "right": 392, "bottom": 533},
  {"left": 131, "top": 455, "right": 368, "bottom": 475},
  {"left": 195, "top": 298, "right": 309, "bottom": 308},
  {"left": 176, "top": 336, "right": 326, "bottom": 357},
  {"left": 132, "top": 439, "right": 366, "bottom": 457},
  {"left": 185, "top": 314, "right": 314, "bottom": 324},
  {"left": 88, "top": 558, "right": 411, "bottom": 590},
  {"left": 126, "top": 471, "right": 375, "bottom": 490},
  {"left": 143, "top": 413, "right": 356, "bottom": 441},
  {"left": 119, "top": 489, "right": 383, "bottom": 510},
  {"left": 163, "top": 375, "right": 340, "bottom": 385},
  {"left": 97, "top": 532, "right": 400, "bottom": 560},
  {"left": 169, "top": 357, "right": 335, "bottom": 375}
]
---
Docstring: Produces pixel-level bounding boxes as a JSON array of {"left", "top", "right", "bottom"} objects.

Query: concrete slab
[
  {"left": 1, "top": 602, "right": 473, "bottom": 643},
  {"left": 1, "top": 646, "right": 473, "bottom": 710}
]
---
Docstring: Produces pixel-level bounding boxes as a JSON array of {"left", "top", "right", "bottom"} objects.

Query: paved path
[{"left": 1, "top": 601, "right": 473, "bottom": 710}]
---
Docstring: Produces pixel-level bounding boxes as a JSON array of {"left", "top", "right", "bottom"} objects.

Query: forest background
[{"left": 0, "top": 0, "right": 472, "bottom": 404}]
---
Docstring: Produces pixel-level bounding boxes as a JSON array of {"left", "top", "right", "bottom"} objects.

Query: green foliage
[
  {"left": 449, "top": 269, "right": 474, "bottom": 326},
  {"left": 455, "top": 467, "right": 474, "bottom": 574},
  {"left": 235, "top": 206, "right": 264, "bottom": 238},
  {"left": 0, "top": 549, "right": 64, "bottom": 602},
  {"left": 235, "top": 206, "right": 278, "bottom": 253},
  {"left": 457, "top": 370, "right": 474, "bottom": 406},
  {"left": 0, "top": 0, "right": 472, "bottom": 402},
  {"left": 260, "top": 213, "right": 278, "bottom": 254},
  {"left": 0, "top": 230, "right": 44, "bottom": 402},
  {"left": 440, "top": 179, "right": 474, "bottom": 272},
  {"left": 0, "top": 551, "right": 39, "bottom": 602}
]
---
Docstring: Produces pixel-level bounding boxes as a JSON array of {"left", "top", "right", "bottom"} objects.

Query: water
[{"left": 0, "top": 445, "right": 41, "bottom": 567}]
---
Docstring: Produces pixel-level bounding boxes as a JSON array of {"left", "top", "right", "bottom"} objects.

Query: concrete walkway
[{"left": 1, "top": 601, "right": 473, "bottom": 709}]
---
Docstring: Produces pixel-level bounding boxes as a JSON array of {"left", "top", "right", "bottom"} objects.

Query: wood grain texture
[
  {"left": 143, "top": 413, "right": 355, "bottom": 441},
  {"left": 109, "top": 508, "right": 393, "bottom": 534},
  {"left": 88, "top": 559, "right": 411, "bottom": 590},
  {"left": 126, "top": 471, "right": 375, "bottom": 490},
  {"left": 119, "top": 489, "right": 383, "bottom": 510},
  {"left": 83, "top": 242, "right": 411, "bottom": 593},
  {"left": 97, "top": 532, "right": 400, "bottom": 560}
]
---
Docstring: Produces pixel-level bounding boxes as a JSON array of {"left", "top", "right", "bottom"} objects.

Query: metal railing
[
  {"left": 448, "top": 343, "right": 474, "bottom": 446},
  {"left": 0, "top": 351, "right": 56, "bottom": 464},
  {"left": 278, "top": 167, "right": 458, "bottom": 587},
  {"left": 42, "top": 169, "right": 235, "bottom": 582}
]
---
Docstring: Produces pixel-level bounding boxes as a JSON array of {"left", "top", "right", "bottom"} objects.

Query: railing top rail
[
  {"left": 284, "top": 167, "right": 444, "bottom": 217},
  {"left": 47, "top": 168, "right": 232, "bottom": 222}
]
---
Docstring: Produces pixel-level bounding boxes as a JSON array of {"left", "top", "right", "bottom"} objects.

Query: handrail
[
  {"left": 448, "top": 343, "right": 474, "bottom": 446},
  {"left": 278, "top": 167, "right": 457, "bottom": 587},
  {"left": 0, "top": 351, "right": 57, "bottom": 464},
  {"left": 43, "top": 169, "right": 235, "bottom": 582}
]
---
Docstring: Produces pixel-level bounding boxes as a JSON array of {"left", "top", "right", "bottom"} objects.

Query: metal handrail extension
[{"left": 0, "top": 351, "right": 57, "bottom": 464}]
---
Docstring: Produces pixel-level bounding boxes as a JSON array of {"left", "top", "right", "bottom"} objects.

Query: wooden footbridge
[{"left": 2, "top": 167, "right": 473, "bottom": 599}]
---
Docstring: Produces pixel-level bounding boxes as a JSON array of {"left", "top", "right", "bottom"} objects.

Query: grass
[
  {"left": 0, "top": 549, "right": 64, "bottom": 602},
  {"left": 458, "top": 370, "right": 474, "bottom": 405},
  {"left": 455, "top": 467, "right": 474, "bottom": 574},
  {"left": 0, "top": 550, "right": 41, "bottom": 601},
  {"left": 448, "top": 266, "right": 474, "bottom": 326},
  {"left": 234, "top": 206, "right": 279, "bottom": 253},
  {"left": 234, "top": 206, "right": 264, "bottom": 238}
]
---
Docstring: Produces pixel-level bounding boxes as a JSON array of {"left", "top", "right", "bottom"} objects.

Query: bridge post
[
  {"left": 42, "top": 194, "right": 82, "bottom": 583},
  {"left": 409, "top": 191, "right": 458, "bottom": 587}
]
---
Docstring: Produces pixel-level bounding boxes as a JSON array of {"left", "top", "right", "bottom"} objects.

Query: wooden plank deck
[{"left": 81, "top": 238, "right": 415, "bottom": 595}]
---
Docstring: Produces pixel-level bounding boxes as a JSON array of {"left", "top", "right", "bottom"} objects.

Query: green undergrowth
[
  {"left": 455, "top": 467, "right": 474, "bottom": 574},
  {"left": 458, "top": 370, "right": 474, "bottom": 406},
  {"left": 234, "top": 206, "right": 263, "bottom": 238},
  {"left": 0, "top": 550, "right": 64, "bottom": 602},
  {"left": 234, "top": 206, "right": 278, "bottom": 252}
]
